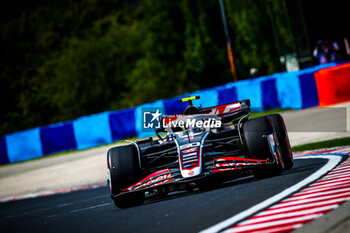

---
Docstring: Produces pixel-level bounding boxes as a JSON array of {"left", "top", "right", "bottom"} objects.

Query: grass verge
[{"left": 292, "top": 137, "right": 350, "bottom": 152}]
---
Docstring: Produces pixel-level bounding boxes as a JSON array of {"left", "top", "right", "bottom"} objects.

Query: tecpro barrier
[
  {"left": 40, "top": 122, "right": 77, "bottom": 155},
  {"left": 6, "top": 128, "right": 43, "bottom": 163},
  {"left": 0, "top": 61, "right": 348, "bottom": 164},
  {"left": 73, "top": 112, "right": 113, "bottom": 150},
  {"left": 314, "top": 62, "right": 350, "bottom": 106}
]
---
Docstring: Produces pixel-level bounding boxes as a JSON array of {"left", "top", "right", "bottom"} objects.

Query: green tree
[
  {"left": 0, "top": 0, "right": 127, "bottom": 134},
  {"left": 225, "top": 0, "right": 281, "bottom": 76},
  {"left": 1, "top": 0, "right": 294, "bottom": 136},
  {"left": 123, "top": 1, "right": 187, "bottom": 106},
  {"left": 37, "top": 13, "right": 142, "bottom": 122}
]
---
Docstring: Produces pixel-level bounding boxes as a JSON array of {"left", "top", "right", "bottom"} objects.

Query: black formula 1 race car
[{"left": 107, "top": 96, "right": 294, "bottom": 208}]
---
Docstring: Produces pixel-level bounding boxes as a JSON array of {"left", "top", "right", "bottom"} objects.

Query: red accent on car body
[
  {"left": 183, "top": 147, "right": 197, "bottom": 154},
  {"left": 201, "top": 102, "right": 241, "bottom": 115},
  {"left": 123, "top": 169, "right": 171, "bottom": 191},
  {"left": 212, "top": 156, "right": 268, "bottom": 173}
]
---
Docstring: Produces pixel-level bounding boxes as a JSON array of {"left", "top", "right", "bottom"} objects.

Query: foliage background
[{"left": 0, "top": 0, "right": 291, "bottom": 136}]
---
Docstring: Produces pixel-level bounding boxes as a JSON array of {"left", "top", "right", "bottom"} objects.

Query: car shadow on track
[
  {"left": 136, "top": 159, "right": 326, "bottom": 207},
  {"left": 141, "top": 175, "right": 257, "bottom": 206},
  {"left": 109, "top": 158, "right": 329, "bottom": 209},
  {"left": 281, "top": 160, "right": 327, "bottom": 176}
]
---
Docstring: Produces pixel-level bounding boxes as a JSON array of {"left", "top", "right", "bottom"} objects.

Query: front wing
[{"left": 112, "top": 156, "right": 271, "bottom": 200}]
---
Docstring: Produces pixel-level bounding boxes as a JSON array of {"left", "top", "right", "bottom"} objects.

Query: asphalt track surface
[{"left": 0, "top": 158, "right": 329, "bottom": 233}]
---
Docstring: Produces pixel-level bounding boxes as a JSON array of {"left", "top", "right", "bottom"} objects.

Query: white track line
[{"left": 199, "top": 155, "right": 342, "bottom": 233}]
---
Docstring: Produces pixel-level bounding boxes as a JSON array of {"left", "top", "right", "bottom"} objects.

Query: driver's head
[{"left": 184, "top": 105, "right": 200, "bottom": 115}]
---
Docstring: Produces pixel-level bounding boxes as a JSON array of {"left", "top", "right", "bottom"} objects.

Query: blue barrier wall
[
  {"left": 6, "top": 128, "right": 43, "bottom": 163},
  {"left": 192, "top": 89, "right": 219, "bottom": 108},
  {"left": 40, "top": 122, "right": 77, "bottom": 155},
  {"left": 73, "top": 112, "right": 113, "bottom": 150},
  {"left": 0, "top": 137, "right": 9, "bottom": 165},
  {"left": 163, "top": 97, "right": 188, "bottom": 115},
  {"left": 0, "top": 62, "right": 344, "bottom": 164},
  {"left": 109, "top": 108, "right": 137, "bottom": 141},
  {"left": 261, "top": 78, "right": 279, "bottom": 110},
  {"left": 235, "top": 78, "right": 263, "bottom": 110},
  {"left": 296, "top": 62, "right": 342, "bottom": 108},
  {"left": 217, "top": 83, "right": 238, "bottom": 105},
  {"left": 275, "top": 71, "right": 303, "bottom": 109}
]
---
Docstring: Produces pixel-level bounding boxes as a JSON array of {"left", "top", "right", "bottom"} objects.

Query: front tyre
[
  {"left": 107, "top": 145, "right": 144, "bottom": 208},
  {"left": 268, "top": 114, "right": 294, "bottom": 170},
  {"left": 242, "top": 116, "right": 284, "bottom": 179}
]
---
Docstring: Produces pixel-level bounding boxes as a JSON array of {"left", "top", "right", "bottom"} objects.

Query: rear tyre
[
  {"left": 268, "top": 114, "right": 294, "bottom": 170},
  {"left": 107, "top": 145, "right": 144, "bottom": 208},
  {"left": 242, "top": 116, "right": 284, "bottom": 179}
]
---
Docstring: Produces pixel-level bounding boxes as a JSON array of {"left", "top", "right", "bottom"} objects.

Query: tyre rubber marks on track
[
  {"left": 201, "top": 146, "right": 350, "bottom": 233},
  {"left": 0, "top": 183, "right": 105, "bottom": 203}
]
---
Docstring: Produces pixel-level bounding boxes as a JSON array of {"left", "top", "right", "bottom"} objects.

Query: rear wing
[
  {"left": 161, "top": 99, "right": 251, "bottom": 126},
  {"left": 156, "top": 99, "right": 251, "bottom": 138},
  {"left": 200, "top": 99, "right": 250, "bottom": 116}
]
